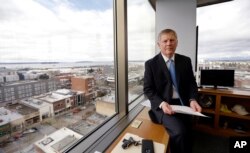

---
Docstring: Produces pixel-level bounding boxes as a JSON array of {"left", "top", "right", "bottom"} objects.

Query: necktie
[
  {"left": 169, "top": 59, "right": 177, "bottom": 88},
  {"left": 168, "top": 59, "right": 184, "bottom": 105}
]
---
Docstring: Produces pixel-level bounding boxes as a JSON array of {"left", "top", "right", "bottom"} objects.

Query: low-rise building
[
  {"left": 95, "top": 93, "right": 115, "bottom": 117},
  {"left": 5, "top": 103, "right": 40, "bottom": 129},
  {"left": 0, "top": 79, "right": 59, "bottom": 106},
  {"left": 37, "top": 89, "right": 84, "bottom": 116},
  {"left": 34, "top": 127, "right": 83, "bottom": 153},
  {"left": 71, "top": 76, "right": 95, "bottom": 102},
  {"left": 20, "top": 98, "right": 51, "bottom": 121},
  {"left": 0, "top": 107, "right": 23, "bottom": 141}
]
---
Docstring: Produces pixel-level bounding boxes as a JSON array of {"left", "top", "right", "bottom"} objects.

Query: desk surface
[{"left": 105, "top": 107, "right": 169, "bottom": 153}]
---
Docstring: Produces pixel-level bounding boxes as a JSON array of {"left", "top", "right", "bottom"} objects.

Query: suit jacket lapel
[
  {"left": 175, "top": 54, "right": 181, "bottom": 89},
  {"left": 157, "top": 53, "right": 172, "bottom": 102},
  {"left": 158, "top": 54, "right": 170, "bottom": 78}
]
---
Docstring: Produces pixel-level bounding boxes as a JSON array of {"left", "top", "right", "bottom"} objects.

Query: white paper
[
  {"left": 171, "top": 105, "right": 208, "bottom": 117},
  {"left": 140, "top": 99, "right": 151, "bottom": 108},
  {"left": 141, "top": 100, "right": 208, "bottom": 117}
]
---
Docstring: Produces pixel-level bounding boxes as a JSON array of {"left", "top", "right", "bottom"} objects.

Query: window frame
[
  {"left": 65, "top": 0, "right": 129, "bottom": 152},
  {"left": 64, "top": 0, "right": 156, "bottom": 152}
]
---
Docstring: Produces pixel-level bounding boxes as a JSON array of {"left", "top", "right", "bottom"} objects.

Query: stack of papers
[
  {"left": 171, "top": 105, "right": 208, "bottom": 117},
  {"left": 141, "top": 100, "right": 208, "bottom": 117}
]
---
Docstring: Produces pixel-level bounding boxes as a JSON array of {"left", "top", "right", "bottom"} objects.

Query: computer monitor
[{"left": 200, "top": 69, "right": 235, "bottom": 88}]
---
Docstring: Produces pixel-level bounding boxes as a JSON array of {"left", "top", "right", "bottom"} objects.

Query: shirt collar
[{"left": 161, "top": 53, "right": 175, "bottom": 63}]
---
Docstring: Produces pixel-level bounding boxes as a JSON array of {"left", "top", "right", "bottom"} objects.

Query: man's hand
[
  {"left": 161, "top": 102, "right": 175, "bottom": 115},
  {"left": 190, "top": 100, "right": 202, "bottom": 112}
]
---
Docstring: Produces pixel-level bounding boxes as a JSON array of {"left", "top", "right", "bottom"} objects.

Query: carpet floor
[{"left": 192, "top": 131, "right": 229, "bottom": 153}]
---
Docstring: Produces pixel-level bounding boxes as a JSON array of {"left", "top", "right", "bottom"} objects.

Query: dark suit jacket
[{"left": 143, "top": 53, "right": 198, "bottom": 123}]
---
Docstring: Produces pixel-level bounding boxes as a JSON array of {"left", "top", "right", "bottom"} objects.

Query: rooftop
[
  {"left": 20, "top": 98, "right": 49, "bottom": 109},
  {"left": 0, "top": 107, "right": 23, "bottom": 126},
  {"left": 5, "top": 103, "right": 38, "bottom": 115},
  {"left": 72, "top": 76, "right": 94, "bottom": 79},
  {"left": 34, "top": 127, "right": 83, "bottom": 153},
  {"left": 38, "top": 92, "right": 72, "bottom": 103}
]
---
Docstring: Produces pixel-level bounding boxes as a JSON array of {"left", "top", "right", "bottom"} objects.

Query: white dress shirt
[{"left": 159, "top": 53, "right": 179, "bottom": 108}]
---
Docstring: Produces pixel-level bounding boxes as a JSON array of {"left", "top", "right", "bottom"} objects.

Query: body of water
[
  {"left": 0, "top": 61, "right": 144, "bottom": 69},
  {"left": 0, "top": 62, "right": 114, "bottom": 69}
]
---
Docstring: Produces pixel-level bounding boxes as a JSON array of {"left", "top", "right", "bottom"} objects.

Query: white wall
[{"left": 156, "top": 0, "right": 197, "bottom": 71}]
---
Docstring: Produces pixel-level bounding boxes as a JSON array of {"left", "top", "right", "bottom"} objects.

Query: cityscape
[
  {"left": 0, "top": 59, "right": 250, "bottom": 152},
  {"left": 198, "top": 59, "right": 250, "bottom": 89},
  {"left": 0, "top": 61, "right": 144, "bottom": 153},
  {"left": 0, "top": 0, "right": 249, "bottom": 152}
]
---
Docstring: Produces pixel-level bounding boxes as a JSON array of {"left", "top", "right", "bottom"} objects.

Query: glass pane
[
  {"left": 127, "top": 0, "right": 155, "bottom": 104},
  {"left": 0, "top": 0, "right": 115, "bottom": 152},
  {"left": 197, "top": 0, "right": 250, "bottom": 89}
]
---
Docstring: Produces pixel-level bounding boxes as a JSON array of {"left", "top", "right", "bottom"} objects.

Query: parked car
[{"left": 23, "top": 127, "right": 38, "bottom": 134}]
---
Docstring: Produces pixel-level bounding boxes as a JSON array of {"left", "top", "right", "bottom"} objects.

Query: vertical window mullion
[{"left": 115, "top": 0, "right": 128, "bottom": 115}]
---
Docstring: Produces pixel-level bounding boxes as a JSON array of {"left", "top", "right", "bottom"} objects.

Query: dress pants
[{"left": 161, "top": 100, "right": 193, "bottom": 153}]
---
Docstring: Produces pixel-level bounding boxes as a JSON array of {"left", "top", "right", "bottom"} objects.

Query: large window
[
  {"left": 127, "top": 0, "right": 155, "bottom": 104},
  {"left": 197, "top": 0, "right": 250, "bottom": 89},
  {"left": 0, "top": 0, "right": 116, "bottom": 152}
]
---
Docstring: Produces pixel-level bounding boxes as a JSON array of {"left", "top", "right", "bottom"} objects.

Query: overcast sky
[
  {"left": 0, "top": 0, "right": 154, "bottom": 63},
  {"left": 0, "top": 0, "right": 115, "bottom": 62},
  {"left": 0, "top": 0, "right": 249, "bottom": 63},
  {"left": 197, "top": 0, "right": 250, "bottom": 60}
]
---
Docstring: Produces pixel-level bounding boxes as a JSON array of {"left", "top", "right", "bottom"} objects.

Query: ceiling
[
  {"left": 197, "top": 0, "right": 233, "bottom": 7},
  {"left": 148, "top": 0, "right": 233, "bottom": 10}
]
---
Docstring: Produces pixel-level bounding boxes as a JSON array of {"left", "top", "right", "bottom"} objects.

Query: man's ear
[{"left": 157, "top": 42, "right": 160, "bottom": 48}]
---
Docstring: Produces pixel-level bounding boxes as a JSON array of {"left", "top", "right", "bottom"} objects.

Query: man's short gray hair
[{"left": 158, "top": 29, "right": 178, "bottom": 42}]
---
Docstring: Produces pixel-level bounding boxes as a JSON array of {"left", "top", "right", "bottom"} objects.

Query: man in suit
[{"left": 144, "top": 29, "right": 202, "bottom": 153}]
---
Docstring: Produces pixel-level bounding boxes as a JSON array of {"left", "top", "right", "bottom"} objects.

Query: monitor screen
[{"left": 200, "top": 69, "right": 235, "bottom": 88}]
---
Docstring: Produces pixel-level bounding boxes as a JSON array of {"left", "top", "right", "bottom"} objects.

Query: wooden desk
[{"left": 105, "top": 107, "right": 169, "bottom": 153}]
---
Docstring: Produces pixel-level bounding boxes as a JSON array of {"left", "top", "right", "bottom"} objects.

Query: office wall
[{"left": 156, "top": 0, "right": 197, "bottom": 71}]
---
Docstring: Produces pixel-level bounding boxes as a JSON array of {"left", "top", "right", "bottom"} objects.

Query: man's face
[{"left": 157, "top": 33, "right": 178, "bottom": 58}]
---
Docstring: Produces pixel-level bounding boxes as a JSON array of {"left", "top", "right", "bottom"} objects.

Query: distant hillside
[
  {"left": 202, "top": 56, "right": 250, "bottom": 61},
  {"left": 0, "top": 62, "right": 59, "bottom": 64}
]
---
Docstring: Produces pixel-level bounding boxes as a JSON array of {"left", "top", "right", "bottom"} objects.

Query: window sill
[{"left": 65, "top": 97, "right": 146, "bottom": 153}]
